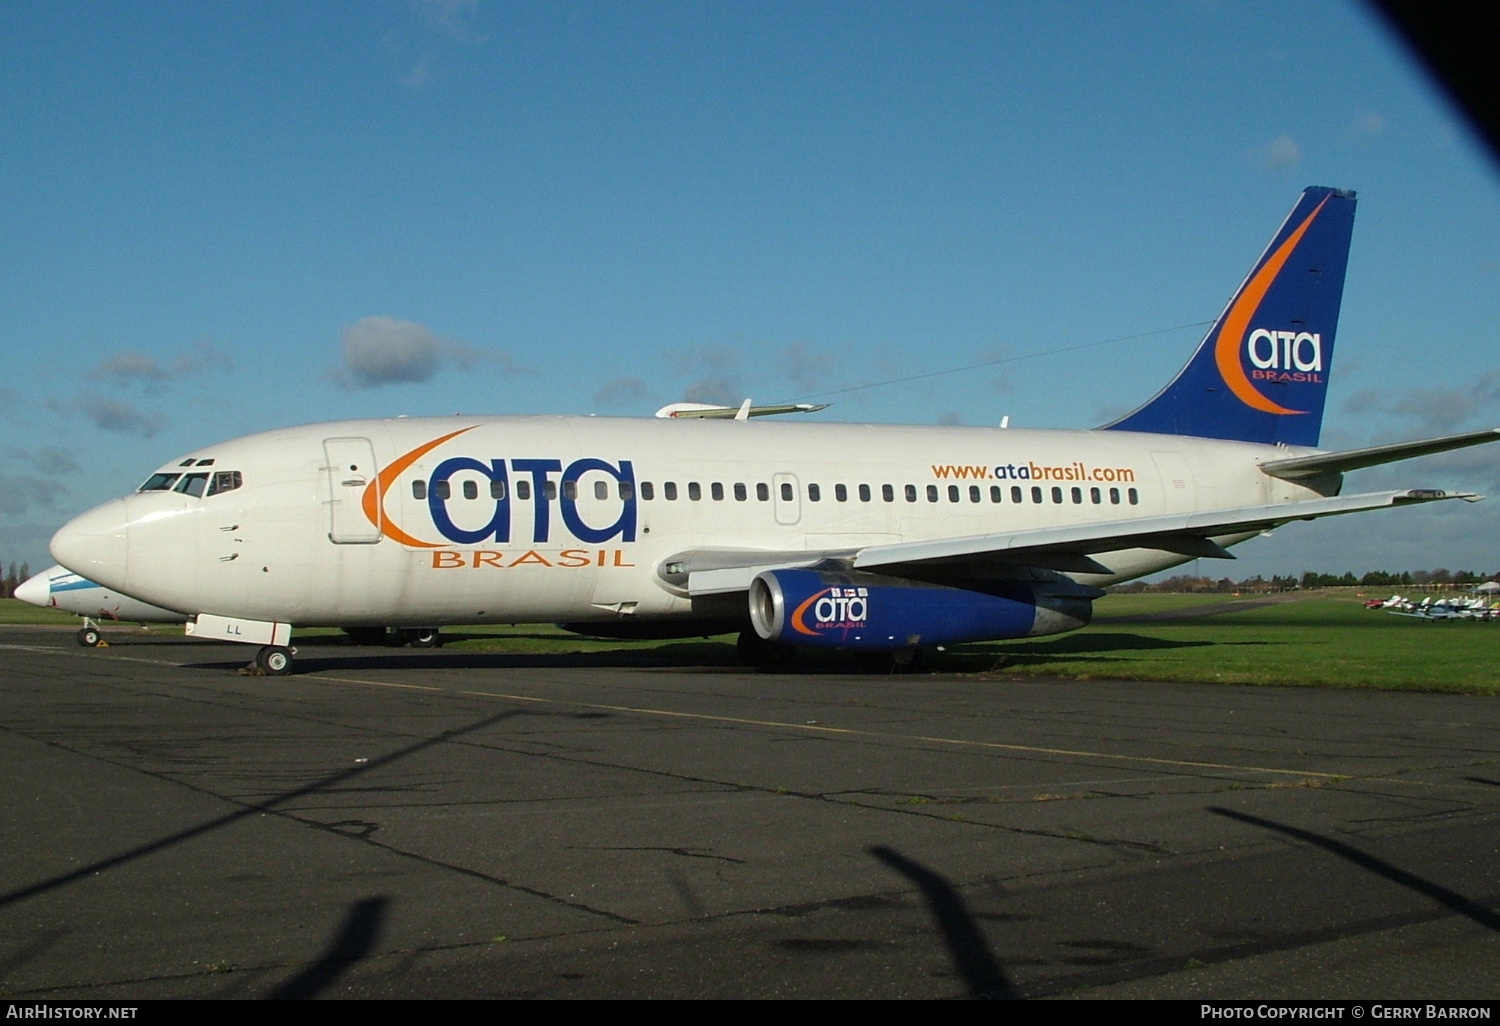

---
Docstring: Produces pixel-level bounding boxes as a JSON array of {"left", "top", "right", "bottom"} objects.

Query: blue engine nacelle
[{"left": 748, "top": 568, "right": 1097, "bottom": 650}]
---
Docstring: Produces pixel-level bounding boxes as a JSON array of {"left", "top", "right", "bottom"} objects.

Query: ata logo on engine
[{"left": 791, "top": 586, "right": 869, "bottom": 636}]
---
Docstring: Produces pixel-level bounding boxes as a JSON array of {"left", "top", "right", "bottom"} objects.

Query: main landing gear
[
  {"left": 341, "top": 626, "right": 441, "bottom": 648},
  {"left": 736, "top": 630, "right": 797, "bottom": 668}
]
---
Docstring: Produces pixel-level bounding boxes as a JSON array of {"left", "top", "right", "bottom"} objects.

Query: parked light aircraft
[
  {"left": 48, "top": 187, "right": 1500, "bottom": 674},
  {"left": 14, "top": 564, "right": 181, "bottom": 647}
]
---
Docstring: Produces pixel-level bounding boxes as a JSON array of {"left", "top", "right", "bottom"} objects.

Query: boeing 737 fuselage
[{"left": 47, "top": 188, "right": 1500, "bottom": 674}]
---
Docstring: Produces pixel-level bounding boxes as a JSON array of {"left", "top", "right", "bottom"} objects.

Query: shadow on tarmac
[
  {"left": 0, "top": 709, "right": 533, "bottom": 912},
  {"left": 870, "top": 845, "right": 1017, "bottom": 999},
  {"left": 1210, "top": 807, "right": 1500, "bottom": 934},
  {"left": 270, "top": 897, "right": 389, "bottom": 1000}
]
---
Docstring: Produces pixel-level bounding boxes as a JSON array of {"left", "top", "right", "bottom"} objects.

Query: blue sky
[{"left": 3, "top": 1, "right": 1498, "bottom": 582}]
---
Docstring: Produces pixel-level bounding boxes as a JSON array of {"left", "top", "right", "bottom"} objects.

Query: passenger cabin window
[
  {"left": 926, "top": 485, "right": 939, "bottom": 502},
  {"left": 711, "top": 482, "right": 724, "bottom": 501},
  {"left": 734, "top": 483, "right": 747, "bottom": 501},
  {"left": 757, "top": 483, "right": 769, "bottom": 501},
  {"left": 463, "top": 480, "right": 478, "bottom": 500},
  {"left": 1031, "top": 486, "right": 1043, "bottom": 503},
  {"left": 808, "top": 483, "right": 820, "bottom": 502},
  {"left": 543, "top": 481, "right": 557, "bottom": 501},
  {"left": 412, "top": 480, "right": 427, "bottom": 500},
  {"left": 563, "top": 481, "right": 577, "bottom": 500},
  {"left": 883, "top": 484, "right": 895, "bottom": 502},
  {"left": 491, "top": 481, "right": 507, "bottom": 500},
  {"left": 433, "top": 480, "right": 451, "bottom": 500},
  {"left": 990, "top": 485, "right": 1002, "bottom": 503},
  {"left": 859, "top": 484, "right": 871, "bottom": 502},
  {"left": 1071, "top": 487, "right": 1082, "bottom": 504},
  {"left": 1051, "top": 487, "right": 1063, "bottom": 504},
  {"left": 664, "top": 482, "right": 678, "bottom": 501},
  {"left": 688, "top": 482, "right": 701, "bottom": 501},
  {"left": 905, "top": 484, "right": 917, "bottom": 503},
  {"left": 619, "top": 482, "right": 633, "bottom": 501},
  {"left": 1012, "top": 486, "right": 1023, "bottom": 503},
  {"left": 948, "top": 485, "right": 960, "bottom": 503},
  {"left": 516, "top": 480, "right": 531, "bottom": 500},
  {"left": 1128, "top": 487, "right": 1139, "bottom": 505},
  {"left": 641, "top": 482, "right": 655, "bottom": 501},
  {"left": 835, "top": 484, "right": 847, "bottom": 502},
  {"left": 780, "top": 482, "right": 793, "bottom": 501}
]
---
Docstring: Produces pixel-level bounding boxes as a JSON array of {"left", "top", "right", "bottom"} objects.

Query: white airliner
[
  {"left": 48, "top": 187, "right": 1500, "bottom": 674},
  {"left": 14, "top": 564, "right": 182, "bottom": 647}
]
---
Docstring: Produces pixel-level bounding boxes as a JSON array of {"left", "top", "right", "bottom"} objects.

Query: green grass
[
  {"left": 5, "top": 594, "right": 1496, "bottom": 694},
  {"left": 952, "top": 595, "right": 1500, "bottom": 694},
  {"left": 0, "top": 599, "right": 85, "bottom": 626}
]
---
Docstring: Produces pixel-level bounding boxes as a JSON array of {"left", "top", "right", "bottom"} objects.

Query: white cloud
[
  {"left": 335, "top": 315, "right": 497, "bottom": 389},
  {"left": 3, "top": 447, "right": 78, "bottom": 475},
  {"left": 416, "top": 0, "right": 486, "bottom": 43},
  {"left": 594, "top": 376, "right": 651, "bottom": 410},
  {"left": 683, "top": 377, "right": 741, "bottom": 406},
  {"left": 46, "top": 394, "right": 165, "bottom": 437},
  {"left": 1350, "top": 111, "right": 1385, "bottom": 137},
  {"left": 1258, "top": 134, "right": 1303, "bottom": 171},
  {"left": 91, "top": 343, "right": 233, "bottom": 390},
  {"left": 780, "top": 343, "right": 836, "bottom": 394},
  {"left": 0, "top": 474, "right": 65, "bottom": 518}
]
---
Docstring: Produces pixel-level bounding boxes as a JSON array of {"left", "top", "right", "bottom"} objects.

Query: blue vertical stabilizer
[{"left": 1104, "top": 187, "right": 1356, "bottom": 447}]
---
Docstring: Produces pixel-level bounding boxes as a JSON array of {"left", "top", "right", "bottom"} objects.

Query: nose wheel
[{"left": 254, "top": 645, "right": 295, "bottom": 675}]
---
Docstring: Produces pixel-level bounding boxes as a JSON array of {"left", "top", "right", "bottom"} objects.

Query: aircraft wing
[{"left": 681, "top": 488, "right": 1478, "bottom": 595}]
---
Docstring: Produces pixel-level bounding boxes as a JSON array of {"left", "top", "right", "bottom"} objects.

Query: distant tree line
[
  {"left": 1110, "top": 568, "right": 1498, "bottom": 594},
  {"left": 1, "top": 562, "right": 33, "bottom": 599}
]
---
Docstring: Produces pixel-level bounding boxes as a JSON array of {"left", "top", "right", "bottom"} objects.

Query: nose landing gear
[{"left": 251, "top": 645, "right": 296, "bottom": 675}]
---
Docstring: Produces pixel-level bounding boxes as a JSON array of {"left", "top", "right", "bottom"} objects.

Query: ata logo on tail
[{"left": 1212, "top": 193, "right": 1328, "bottom": 416}]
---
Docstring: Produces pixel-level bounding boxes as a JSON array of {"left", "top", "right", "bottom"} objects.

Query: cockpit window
[
  {"left": 207, "top": 471, "right": 242, "bottom": 496},
  {"left": 174, "top": 473, "right": 209, "bottom": 497},
  {"left": 140, "top": 473, "right": 181, "bottom": 491}
]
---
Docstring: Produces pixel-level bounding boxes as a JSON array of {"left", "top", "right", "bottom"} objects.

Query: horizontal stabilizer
[{"left": 1259, "top": 427, "right": 1500, "bottom": 480}]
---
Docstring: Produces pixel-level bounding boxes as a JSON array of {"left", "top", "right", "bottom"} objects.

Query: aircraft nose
[
  {"left": 51, "top": 498, "right": 131, "bottom": 591},
  {"left": 13, "top": 571, "right": 52, "bottom": 608}
]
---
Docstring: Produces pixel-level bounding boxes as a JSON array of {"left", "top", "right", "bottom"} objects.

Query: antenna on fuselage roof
[{"left": 654, "top": 401, "right": 832, "bottom": 420}]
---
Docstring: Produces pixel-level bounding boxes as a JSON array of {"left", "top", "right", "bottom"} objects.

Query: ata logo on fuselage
[{"left": 362, "top": 428, "right": 637, "bottom": 548}]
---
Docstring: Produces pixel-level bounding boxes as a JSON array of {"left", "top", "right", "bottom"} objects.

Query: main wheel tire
[
  {"left": 344, "top": 626, "right": 386, "bottom": 647},
  {"left": 407, "top": 629, "right": 440, "bottom": 649},
  {"left": 77, "top": 627, "right": 102, "bottom": 647},
  {"left": 257, "top": 645, "right": 294, "bottom": 675}
]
